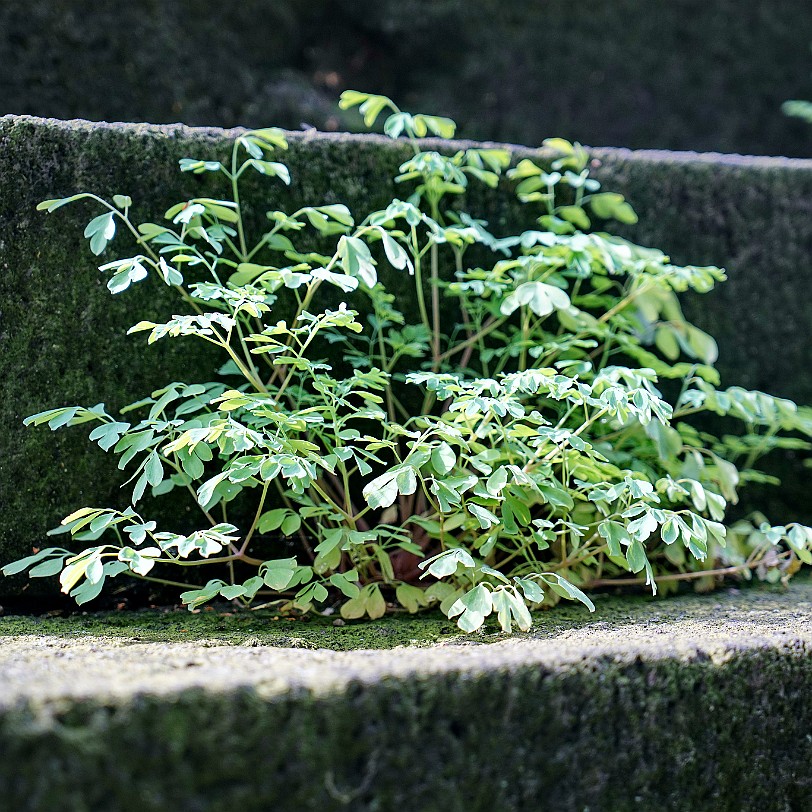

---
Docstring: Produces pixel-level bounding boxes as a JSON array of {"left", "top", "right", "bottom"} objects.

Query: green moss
[
  {"left": 1, "top": 576, "right": 808, "bottom": 650},
  {"left": 0, "top": 605, "right": 465, "bottom": 650}
]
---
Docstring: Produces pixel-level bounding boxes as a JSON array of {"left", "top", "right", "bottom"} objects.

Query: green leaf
[
  {"left": 246, "top": 160, "right": 291, "bottom": 184},
  {"left": 626, "top": 539, "right": 648, "bottom": 573},
  {"left": 395, "top": 466, "right": 417, "bottom": 496},
  {"left": 338, "top": 235, "right": 377, "bottom": 287},
  {"left": 29, "top": 556, "right": 68, "bottom": 578},
  {"left": 447, "top": 584, "right": 493, "bottom": 632},
  {"left": 431, "top": 442, "right": 456, "bottom": 476},
  {"left": 362, "top": 470, "right": 400, "bottom": 510},
  {"left": 515, "top": 577, "right": 544, "bottom": 603},
  {"left": 540, "top": 573, "right": 595, "bottom": 611},
  {"left": 260, "top": 558, "right": 297, "bottom": 590},
  {"left": 281, "top": 513, "right": 302, "bottom": 536},
  {"left": 558, "top": 205, "right": 590, "bottom": 230},
  {"left": 359, "top": 96, "right": 392, "bottom": 127},
  {"left": 145, "top": 451, "right": 164, "bottom": 486},
  {"left": 2, "top": 548, "right": 60, "bottom": 576},
  {"left": 492, "top": 587, "right": 533, "bottom": 632},
  {"left": 486, "top": 465, "right": 508, "bottom": 496},
  {"left": 197, "top": 472, "right": 229, "bottom": 509},
  {"left": 661, "top": 517, "right": 680, "bottom": 545},
  {"left": 340, "top": 583, "right": 385, "bottom": 620},
  {"left": 258, "top": 509, "right": 288, "bottom": 533},
  {"left": 329, "top": 571, "right": 361, "bottom": 599},
  {"left": 84, "top": 212, "right": 116, "bottom": 256},
  {"left": 88, "top": 421, "right": 130, "bottom": 451},
  {"left": 379, "top": 229, "right": 409, "bottom": 271},
  {"left": 366, "top": 584, "right": 386, "bottom": 619},
  {"left": 420, "top": 547, "right": 475, "bottom": 579},
  {"left": 500, "top": 281, "right": 570, "bottom": 318},
  {"left": 219, "top": 584, "right": 246, "bottom": 600},
  {"left": 37, "top": 194, "right": 85, "bottom": 213},
  {"left": 420, "top": 115, "right": 456, "bottom": 139},
  {"left": 396, "top": 583, "right": 428, "bottom": 613},
  {"left": 180, "top": 579, "right": 227, "bottom": 610},
  {"left": 179, "top": 158, "right": 223, "bottom": 174}
]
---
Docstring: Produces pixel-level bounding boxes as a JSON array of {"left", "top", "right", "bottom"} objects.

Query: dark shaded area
[
  {"left": 1, "top": 116, "right": 810, "bottom": 600},
  {"left": 2, "top": 1, "right": 812, "bottom": 155}
]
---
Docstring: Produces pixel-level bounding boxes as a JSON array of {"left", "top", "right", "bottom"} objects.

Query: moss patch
[{"left": 1, "top": 577, "right": 809, "bottom": 651}]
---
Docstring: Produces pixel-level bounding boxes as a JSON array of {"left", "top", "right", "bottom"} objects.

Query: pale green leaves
[
  {"left": 36, "top": 193, "right": 88, "bottom": 213},
  {"left": 257, "top": 509, "right": 302, "bottom": 537},
  {"left": 1, "top": 548, "right": 70, "bottom": 577},
  {"left": 431, "top": 442, "right": 457, "bottom": 476},
  {"left": 500, "top": 281, "right": 571, "bottom": 317},
  {"left": 491, "top": 587, "right": 533, "bottom": 633},
  {"left": 84, "top": 212, "right": 116, "bottom": 255},
  {"left": 236, "top": 129, "right": 289, "bottom": 160},
  {"left": 243, "top": 160, "right": 291, "bottom": 184},
  {"left": 588, "top": 192, "right": 638, "bottom": 224},
  {"left": 338, "top": 91, "right": 397, "bottom": 127},
  {"left": 179, "top": 158, "right": 223, "bottom": 174},
  {"left": 447, "top": 583, "right": 493, "bottom": 632},
  {"left": 782, "top": 99, "right": 812, "bottom": 124},
  {"left": 99, "top": 257, "right": 148, "bottom": 293},
  {"left": 340, "top": 583, "right": 386, "bottom": 620},
  {"left": 337, "top": 235, "right": 377, "bottom": 287},
  {"left": 419, "top": 548, "right": 475, "bottom": 579},
  {"left": 362, "top": 465, "right": 419, "bottom": 510},
  {"left": 258, "top": 558, "right": 298, "bottom": 590}
]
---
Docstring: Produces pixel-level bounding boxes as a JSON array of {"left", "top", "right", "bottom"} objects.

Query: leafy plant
[
  {"left": 6, "top": 92, "right": 812, "bottom": 633},
  {"left": 782, "top": 44, "right": 812, "bottom": 124}
]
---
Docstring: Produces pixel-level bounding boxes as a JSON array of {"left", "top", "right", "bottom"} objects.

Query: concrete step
[{"left": 2, "top": 583, "right": 811, "bottom": 811}]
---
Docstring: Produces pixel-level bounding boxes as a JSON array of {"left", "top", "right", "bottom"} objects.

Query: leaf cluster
[{"left": 8, "top": 93, "right": 812, "bottom": 632}]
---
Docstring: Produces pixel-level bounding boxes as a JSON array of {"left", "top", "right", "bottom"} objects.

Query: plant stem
[
  {"left": 230, "top": 147, "right": 249, "bottom": 260},
  {"left": 240, "top": 481, "right": 270, "bottom": 555}
]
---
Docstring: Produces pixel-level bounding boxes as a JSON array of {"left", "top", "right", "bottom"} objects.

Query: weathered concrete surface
[{"left": 1, "top": 583, "right": 811, "bottom": 811}]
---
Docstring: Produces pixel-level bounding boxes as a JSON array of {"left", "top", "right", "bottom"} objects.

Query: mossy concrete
[
  {"left": 1, "top": 581, "right": 811, "bottom": 810},
  {"left": 2, "top": 116, "right": 811, "bottom": 597}
]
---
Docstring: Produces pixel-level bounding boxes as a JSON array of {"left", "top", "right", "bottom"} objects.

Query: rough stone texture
[
  {"left": 1, "top": 115, "right": 811, "bottom": 597},
  {"left": 2, "top": 1, "right": 812, "bottom": 157},
  {"left": 1, "top": 582, "right": 811, "bottom": 810}
]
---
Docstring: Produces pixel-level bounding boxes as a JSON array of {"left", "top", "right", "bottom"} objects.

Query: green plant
[
  {"left": 782, "top": 44, "right": 812, "bottom": 124},
  {"left": 5, "top": 92, "right": 812, "bottom": 633}
]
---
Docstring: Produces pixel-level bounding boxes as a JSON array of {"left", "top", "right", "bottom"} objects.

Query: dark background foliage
[{"left": 2, "top": 0, "right": 812, "bottom": 155}]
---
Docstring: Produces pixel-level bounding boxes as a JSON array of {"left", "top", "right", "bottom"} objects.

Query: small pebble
[{"left": 333, "top": 618, "right": 346, "bottom": 627}]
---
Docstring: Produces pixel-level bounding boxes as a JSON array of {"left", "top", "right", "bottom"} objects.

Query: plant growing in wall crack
[{"left": 6, "top": 92, "right": 812, "bottom": 633}]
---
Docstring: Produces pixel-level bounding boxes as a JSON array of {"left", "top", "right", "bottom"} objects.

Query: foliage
[
  {"left": 782, "top": 44, "right": 812, "bottom": 124},
  {"left": 5, "top": 92, "right": 812, "bottom": 633},
  {"left": 782, "top": 99, "right": 812, "bottom": 125}
]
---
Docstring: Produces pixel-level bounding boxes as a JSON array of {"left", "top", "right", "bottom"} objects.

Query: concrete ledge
[{"left": 2, "top": 583, "right": 811, "bottom": 811}]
